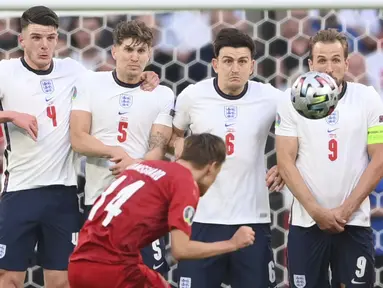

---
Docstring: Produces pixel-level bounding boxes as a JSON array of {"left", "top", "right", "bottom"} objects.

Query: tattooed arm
[{"left": 143, "top": 124, "right": 173, "bottom": 160}]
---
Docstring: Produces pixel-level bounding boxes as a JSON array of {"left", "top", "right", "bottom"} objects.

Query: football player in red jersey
[{"left": 68, "top": 133, "right": 255, "bottom": 288}]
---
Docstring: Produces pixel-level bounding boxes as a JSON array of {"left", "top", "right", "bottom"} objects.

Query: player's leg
[
  {"left": 229, "top": 224, "right": 276, "bottom": 288},
  {"left": 331, "top": 226, "right": 375, "bottom": 287},
  {"left": 140, "top": 238, "right": 170, "bottom": 275},
  {"left": 288, "top": 225, "right": 332, "bottom": 288},
  {"left": 38, "top": 185, "right": 82, "bottom": 288},
  {"left": 176, "top": 222, "right": 229, "bottom": 288},
  {"left": 0, "top": 190, "right": 40, "bottom": 288}
]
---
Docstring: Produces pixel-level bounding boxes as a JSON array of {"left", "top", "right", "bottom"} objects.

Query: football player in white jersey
[
  {"left": 276, "top": 29, "right": 383, "bottom": 288},
  {"left": 0, "top": 6, "right": 159, "bottom": 288},
  {"left": 69, "top": 20, "right": 174, "bottom": 276},
  {"left": 173, "top": 28, "right": 284, "bottom": 288}
]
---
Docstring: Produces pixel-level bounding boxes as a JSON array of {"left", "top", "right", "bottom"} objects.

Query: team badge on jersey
[
  {"left": 325, "top": 110, "right": 339, "bottom": 125},
  {"left": 293, "top": 275, "right": 306, "bottom": 288},
  {"left": 40, "top": 79, "right": 55, "bottom": 95},
  {"left": 119, "top": 93, "right": 133, "bottom": 108},
  {"left": 183, "top": 206, "right": 195, "bottom": 226},
  {"left": 224, "top": 105, "right": 238, "bottom": 120},
  {"left": 275, "top": 113, "right": 281, "bottom": 127}
]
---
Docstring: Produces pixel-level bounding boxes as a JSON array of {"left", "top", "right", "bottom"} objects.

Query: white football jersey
[
  {"left": 0, "top": 58, "right": 86, "bottom": 192},
  {"left": 72, "top": 71, "right": 175, "bottom": 205},
  {"left": 275, "top": 82, "right": 383, "bottom": 227},
  {"left": 173, "top": 78, "right": 283, "bottom": 224}
]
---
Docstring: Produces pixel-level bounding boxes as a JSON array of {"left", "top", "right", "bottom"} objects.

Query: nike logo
[
  {"left": 153, "top": 262, "right": 164, "bottom": 270},
  {"left": 119, "top": 111, "right": 128, "bottom": 115},
  {"left": 327, "top": 128, "right": 339, "bottom": 133},
  {"left": 351, "top": 279, "right": 366, "bottom": 284},
  {"left": 225, "top": 123, "right": 235, "bottom": 127}
]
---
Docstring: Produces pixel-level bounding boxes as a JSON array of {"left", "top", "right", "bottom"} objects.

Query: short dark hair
[
  {"left": 113, "top": 20, "right": 153, "bottom": 47},
  {"left": 20, "top": 6, "right": 59, "bottom": 30},
  {"left": 213, "top": 28, "right": 255, "bottom": 58},
  {"left": 180, "top": 133, "right": 226, "bottom": 170},
  {"left": 309, "top": 29, "right": 349, "bottom": 60}
]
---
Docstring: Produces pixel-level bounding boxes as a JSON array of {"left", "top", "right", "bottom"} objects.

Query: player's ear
[
  {"left": 250, "top": 59, "right": 255, "bottom": 75},
  {"left": 344, "top": 57, "right": 350, "bottom": 72},
  {"left": 18, "top": 33, "right": 25, "bottom": 49},
  {"left": 212, "top": 58, "right": 218, "bottom": 74},
  {"left": 111, "top": 45, "right": 117, "bottom": 61},
  {"left": 308, "top": 58, "right": 313, "bottom": 71}
]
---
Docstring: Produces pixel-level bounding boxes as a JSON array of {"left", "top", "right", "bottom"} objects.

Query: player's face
[
  {"left": 198, "top": 163, "right": 222, "bottom": 196},
  {"left": 212, "top": 47, "right": 254, "bottom": 94},
  {"left": 112, "top": 38, "right": 150, "bottom": 80},
  {"left": 308, "top": 41, "right": 349, "bottom": 86},
  {"left": 19, "top": 24, "right": 58, "bottom": 70}
]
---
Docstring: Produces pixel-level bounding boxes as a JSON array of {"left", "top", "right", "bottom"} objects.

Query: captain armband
[{"left": 367, "top": 126, "right": 383, "bottom": 144}]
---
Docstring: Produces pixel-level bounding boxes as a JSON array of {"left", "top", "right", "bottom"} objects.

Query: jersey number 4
[
  {"left": 47, "top": 106, "right": 57, "bottom": 127},
  {"left": 88, "top": 176, "right": 145, "bottom": 226},
  {"left": 328, "top": 139, "right": 338, "bottom": 161},
  {"left": 117, "top": 121, "right": 128, "bottom": 142}
]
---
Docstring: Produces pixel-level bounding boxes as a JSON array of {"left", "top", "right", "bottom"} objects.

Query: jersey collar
[
  {"left": 338, "top": 81, "right": 347, "bottom": 101},
  {"left": 213, "top": 77, "right": 248, "bottom": 100},
  {"left": 20, "top": 57, "right": 54, "bottom": 75},
  {"left": 112, "top": 70, "right": 142, "bottom": 88}
]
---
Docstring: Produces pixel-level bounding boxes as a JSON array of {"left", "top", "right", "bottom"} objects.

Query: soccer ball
[{"left": 291, "top": 71, "right": 339, "bottom": 120}]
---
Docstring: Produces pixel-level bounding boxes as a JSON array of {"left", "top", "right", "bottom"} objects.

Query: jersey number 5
[
  {"left": 117, "top": 121, "right": 128, "bottom": 142},
  {"left": 225, "top": 132, "right": 235, "bottom": 155},
  {"left": 328, "top": 139, "right": 338, "bottom": 161},
  {"left": 88, "top": 176, "right": 145, "bottom": 226},
  {"left": 47, "top": 106, "right": 57, "bottom": 127}
]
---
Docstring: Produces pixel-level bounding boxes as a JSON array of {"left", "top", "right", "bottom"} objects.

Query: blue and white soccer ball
[{"left": 291, "top": 71, "right": 339, "bottom": 120}]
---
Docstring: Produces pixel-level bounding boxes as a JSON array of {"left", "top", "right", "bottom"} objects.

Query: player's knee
[
  {"left": 44, "top": 270, "right": 70, "bottom": 288},
  {"left": 0, "top": 269, "right": 25, "bottom": 288}
]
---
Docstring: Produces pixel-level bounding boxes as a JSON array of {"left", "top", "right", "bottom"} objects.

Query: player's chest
[
  {"left": 189, "top": 100, "right": 275, "bottom": 137},
  {"left": 298, "top": 102, "right": 366, "bottom": 142},
  {"left": 3, "top": 76, "right": 74, "bottom": 112},
  {"left": 92, "top": 92, "right": 160, "bottom": 126}
]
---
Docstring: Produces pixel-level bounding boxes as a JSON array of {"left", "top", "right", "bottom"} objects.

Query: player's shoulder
[
  {"left": 54, "top": 57, "right": 87, "bottom": 75},
  {"left": 248, "top": 80, "right": 285, "bottom": 99},
  {"left": 0, "top": 58, "right": 21, "bottom": 73},
  {"left": 346, "top": 82, "right": 379, "bottom": 100},
  {"left": 151, "top": 84, "right": 175, "bottom": 100},
  {"left": 182, "top": 78, "right": 214, "bottom": 95}
]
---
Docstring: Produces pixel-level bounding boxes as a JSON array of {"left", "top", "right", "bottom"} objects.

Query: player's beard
[{"left": 327, "top": 73, "right": 343, "bottom": 87}]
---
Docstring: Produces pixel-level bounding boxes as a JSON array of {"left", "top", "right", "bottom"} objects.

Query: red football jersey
[{"left": 70, "top": 160, "right": 199, "bottom": 264}]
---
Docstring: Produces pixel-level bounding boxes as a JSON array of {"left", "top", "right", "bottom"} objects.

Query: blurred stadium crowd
[{"left": 1, "top": 8, "right": 383, "bottom": 287}]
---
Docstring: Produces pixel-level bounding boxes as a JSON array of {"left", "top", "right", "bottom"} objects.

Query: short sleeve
[
  {"left": 366, "top": 86, "right": 383, "bottom": 128},
  {"left": 173, "top": 85, "right": 193, "bottom": 130},
  {"left": 275, "top": 90, "right": 298, "bottom": 137},
  {"left": 153, "top": 86, "right": 175, "bottom": 127},
  {"left": 0, "top": 60, "right": 12, "bottom": 100},
  {"left": 168, "top": 175, "right": 199, "bottom": 237},
  {"left": 71, "top": 73, "right": 92, "bottom": 112}
]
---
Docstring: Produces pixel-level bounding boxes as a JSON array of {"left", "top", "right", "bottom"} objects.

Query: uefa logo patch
[
  {"left": 40, "top": 79, "right": 54, "bottom": 94},
  {"left": 224, "top": 106, "right": 238, "bottom": 120},
  {"left": 325, "top": 110, "right": 339, "bottom": 125},
  {"left": 119, "top": 93, "right": 133, "bottom": 108}
]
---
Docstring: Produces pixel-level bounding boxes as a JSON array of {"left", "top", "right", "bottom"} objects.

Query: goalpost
[{"left": 1, "top": 1, "right": 383, "bottom": 288}]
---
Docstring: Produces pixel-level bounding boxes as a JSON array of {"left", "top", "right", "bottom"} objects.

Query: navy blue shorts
[
  {"left": 0, "top": 185, "right": 82, "bottom": 271},
  {"left": 288, "top": 224, "right": 375, "bottom": 288},
  {"left": 83, "top": 205, "right": 169, "bottom": 275},
  {"left": 176, "top": 222, "right": 276, "bottom": 288}
]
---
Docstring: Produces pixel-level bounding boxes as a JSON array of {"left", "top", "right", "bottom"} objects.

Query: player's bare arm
[
  {"left": 70, "top": 110, "right": 132, "bottom": 161},
  {"left": 335, "top": 142, "right": 383, "bottom": 224},
  {"left": 276, "top": 135, "right": 344, "bottom": 233},
  {"left": 170, "top": 226, "right": 254, "bottom": 260},
  {"left": 109, "top": 124, "right": 172, "bottom": 176},
  {"left": 144, "top": 124, "right": 172, "bottom": 160},
  {"left": 169, "top": 126, "right": 185, "bottom": 158},
  {"left": 0, "top": 111, "right": 38, "bottom": 141}
]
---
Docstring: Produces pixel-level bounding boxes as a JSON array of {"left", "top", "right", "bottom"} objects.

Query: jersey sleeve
[
  {"left": 0, "top": 60, "right": 12, "bottom": 100},
  {"left": 153, "top": 86, "right": 175, "bottom": 127},
  {"left": 72, "top": 73, "right": 92, "bottom": 112},
  {"left": 168, "top": 175, "right": 199, "bottom": 237},
  {"left": 274, "top": 89, "right": 298, "bottom": 137},
  {"left": 173, "top": 85, "right": 193, "bottom": 131},
  {"left": 366, "top": 86, "right": 383, "bottom": 128}
]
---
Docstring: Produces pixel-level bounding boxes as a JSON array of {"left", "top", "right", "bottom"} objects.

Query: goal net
[{"left": 1, "top": 8, "right": 383, "bottom": 288}]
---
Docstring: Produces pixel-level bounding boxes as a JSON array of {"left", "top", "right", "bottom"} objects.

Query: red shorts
[{"left": 68, "top": 260, "right": 170, "bottom": 288}]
